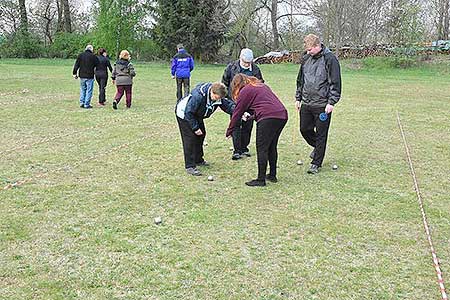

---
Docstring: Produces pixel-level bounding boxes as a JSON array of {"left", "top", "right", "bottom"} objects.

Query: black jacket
[
  {"left": 95, "top": 55, "right": 112, "bottom": 78},
  {"left": 176, "top": 83, "right": 235, "bottom": 131},
  {"left": 295, "top": 45, "right": 341, "bottom": 107},
  {"left": 222, "top": 60, "right": 264, "bottom": 98},
  {"left": 73, "top": 50, "right": 99, "bottom": 79}
]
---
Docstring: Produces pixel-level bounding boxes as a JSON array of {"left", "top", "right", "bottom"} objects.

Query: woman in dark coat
[{"left": 95, "top": 48, "right": 112, "bottom": 106}]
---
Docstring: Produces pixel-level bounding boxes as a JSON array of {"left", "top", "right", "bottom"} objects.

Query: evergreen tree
[{"left": 153, "top": 0, "right": 228, "bottom": 61}]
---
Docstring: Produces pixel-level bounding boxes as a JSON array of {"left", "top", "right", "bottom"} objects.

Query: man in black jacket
[
  {"left": 222, "top": 48, "right": 264, "bottom": 160},
  {"left": 295, "top": 34, "right": 342, "bottom": 174},
  {"left": 73, "top": 45, "right": 99, "bottom": 109}
]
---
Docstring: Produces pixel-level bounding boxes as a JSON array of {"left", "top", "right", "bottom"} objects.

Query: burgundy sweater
[{"left": 226, "top": 84, "right": 288, "bottom": 137}]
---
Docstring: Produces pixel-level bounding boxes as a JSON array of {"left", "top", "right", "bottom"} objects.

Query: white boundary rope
[{"left": 397, "top": 111, "right": 448, "bottom": 300}]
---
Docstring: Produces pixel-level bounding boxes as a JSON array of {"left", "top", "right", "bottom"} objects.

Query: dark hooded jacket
[
  {"left": 295, "top": 45, "right": 341, "bottom": 107},
  {"left": 175, "top": 83, "right": 235, "bottom": 132}
]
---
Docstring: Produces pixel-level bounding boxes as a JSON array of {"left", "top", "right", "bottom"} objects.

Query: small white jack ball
[
  {"left": 203, "top": 142, "right": 208, "bottom": 146},
  {"left": 297, "top": 160, "right": 303, "bottom": 165},
  {"left": 154, "top": 217, "right": 162, "bottom": 225},
  {"left": 332, "top": 164, "right": 338, "bottom": 170},
  {"left": 207, "top": 175, "right": 214, "bottom": 181},
  {"left": 229, "top": 146, "right": 234, "bottom": 151}
]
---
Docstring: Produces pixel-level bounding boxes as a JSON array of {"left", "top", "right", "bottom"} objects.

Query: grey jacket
[
  {"left": 112, "top": 59, "right": 136, "bottom": 86},
  {"left": 295, "top": 46, "right": 341, "bottom": 107}
]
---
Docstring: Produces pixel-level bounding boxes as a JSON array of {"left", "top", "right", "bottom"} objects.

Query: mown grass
[{"left": 0, "top": 57, "right": 449, "bottom": 299}]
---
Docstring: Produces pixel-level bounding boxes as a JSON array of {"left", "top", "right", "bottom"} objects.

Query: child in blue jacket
[{"left": 171, "top": 44, "right": 194, "bottom": 100}]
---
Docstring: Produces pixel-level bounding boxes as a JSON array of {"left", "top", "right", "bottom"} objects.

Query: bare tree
[
  {"left": 18, "top": 0, "right": 29, "bottom": 35},
  {"left": 61, "top": 0, "right": 72, "bottom": 32}
]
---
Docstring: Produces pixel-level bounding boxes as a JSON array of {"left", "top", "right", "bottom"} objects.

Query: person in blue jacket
[
  {"left": 171, "top": 44, "right": 195, "bottom": 100},
  {"left": 175, "top": 82, "right": 235, "bottom": 176}
]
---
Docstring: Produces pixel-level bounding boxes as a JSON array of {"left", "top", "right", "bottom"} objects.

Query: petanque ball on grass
[
  {"left": 154, "top": 217, "right": 162, "bottom": 225},
  {"left": 297, "top": 160, "right": 303, "bottom": 165},
  {"left": 203, "top": 141, "right": 208, "bottom": 146},
  {"left": 207, "top": 175, "right": 214, "bottom": 181},
  {"left": 229, "top": 146, "right": 234, "bottom": 151},
  {"left": 332, "top": 164, "right": 338, "bottom": 170}
]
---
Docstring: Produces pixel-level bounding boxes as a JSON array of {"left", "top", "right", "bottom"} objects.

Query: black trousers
[
  {"left": 176, "top": 116, "right": 206, "bottom": 169},
  {"left": 256, "top": 118, "right": 287, "bottom": 181},
  {"left": 176, "top": 77, "right": 190, "bottom": 100},
  {"left": 232, "top": 119, "right": 253, "bottom": 154},
  {"left": 299, "top": 104, "right": 332, "bottom": 167},
  {"left": 95, "top": 76, "right": 108, "bottom": 103}
]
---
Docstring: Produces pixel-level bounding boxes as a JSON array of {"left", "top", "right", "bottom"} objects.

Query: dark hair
[{"left": 98, "top": 48, "right": 106, "bottom": 55}]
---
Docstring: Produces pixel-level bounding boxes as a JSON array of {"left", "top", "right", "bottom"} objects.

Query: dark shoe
[
  {"left": 245, "top": 179, "right": 266, "bottom": 187},
  {"left": 307, "top": 164, "right": 320, "bottom": 174},
  {"left": 80, "top": 104, "right": 84, "bottom": 108},
  {"left": 309, "top": 149, "right": 315, "bottom": 159},
  {"left": 186, "top": 167, "right": 202, "bottom": 176},
  {"left": 232, "top": 153, "right": 242, "bottom": 160},
  {"left": 265, "top": 174, "right": 278, "bottom": 183},
  {"left": 242, "top": 151, "right": 251, "bottom": 157},
  {"left": 112, "top": 101, "right": 117, "bottom": 110},
  {"left": 84, "top": 105, "right": 93, "bottom": 109},
  {"left": 196, "top": 161, "right": 210, "bottom": 167}
]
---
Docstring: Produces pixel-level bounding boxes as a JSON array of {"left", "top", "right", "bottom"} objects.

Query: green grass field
[{"left": 1, "top": 58, "right": 449, "bottom": 299}]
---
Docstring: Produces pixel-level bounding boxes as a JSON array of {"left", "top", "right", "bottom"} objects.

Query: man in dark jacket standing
[
  {"left": 171, "top": 44, "right": 194, "bottom": 100},
  {"left": 295, "top": 34, "right": 341, "bottom": 174},
  {"left": 222, "top": 48, "right": 264, "bottom": 160},
  {"left": 73, "top": 45, "right": 99, "bottom": 109}
]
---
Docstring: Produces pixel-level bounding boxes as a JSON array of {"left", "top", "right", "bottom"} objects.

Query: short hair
[
  {"left": 177, "top": 44, "right": 184, "bottom": 49},
  {"left": 210, "top": 82, "right": 227, "bottom": 99},
  {"left": 119, "top": 50, "right": 130, "bottom": 60},
  {"left": 303, "top": 34, "right": 320, "bottom": 48},
  {"left": 85, "top": 44, "right": 94, "bottom": 52}
]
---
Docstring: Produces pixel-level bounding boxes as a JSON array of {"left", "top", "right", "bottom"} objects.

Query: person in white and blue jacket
[
  {"left": 176, "top": 82, "right": 235, "bottom": 176},
  {"left": 171, "top": 44, "right": 195, "bottom": 100}
]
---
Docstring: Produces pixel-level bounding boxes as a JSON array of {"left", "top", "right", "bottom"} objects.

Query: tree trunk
[
  {"left": 18, "top": 0, "right": 28, "bottom": 35},
  {"left": 56, "top": 0, "right": 64, "bottom": 32},
  {"left": 271, "top": 0, "right": 279, "bottom": 49},
  {"left": 443, "top": 0, "right": 450, "bottom": 39},
  {"left": 61, "top": 0, "right": 72, "bottom": 32}
]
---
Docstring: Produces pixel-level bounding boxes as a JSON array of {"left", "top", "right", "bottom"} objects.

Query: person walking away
[
  {"left": 95, "top": 48, "right": 112, "bottom": 106},
  {"left": 112, "top": 50, "right": 136, "bottom": 109},
  {"left": 222, "top": 48, "right": 264, "bottom": 160},
  {"left": 295, "top": 34, "right": 342, "bottom": 174},
  {"left": 171, "top": 44, "right": 194, "bottom": 100},
  {"left": 72, "top": 44, "right": 99, "bottom": 109},
  {"left": 226, "top": 74, "right": 288, "bottom": 187}
]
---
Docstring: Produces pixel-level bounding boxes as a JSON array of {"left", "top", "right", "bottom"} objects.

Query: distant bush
[
  {"left": 47, "top": 33, "right": 94, "bottom": 59},
  {"left": 0, "top": 34, "right": 43, "bottom": 58},
  {"left": 361, "top": 56, "right": 419, "bottom": 69},
  {"left": 134, "top": 39, "right": 167, "bottom": 61}
]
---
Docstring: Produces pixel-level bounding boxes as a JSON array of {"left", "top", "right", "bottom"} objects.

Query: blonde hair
[
  {"left": 119, "top": 50, "right": 130, "bottom": 60},
  {"left": 210, "top": 82, "right": 227, "bottom": 99},
  {"left": 304, "top": 34, "right": 320, "bottom": 49}
]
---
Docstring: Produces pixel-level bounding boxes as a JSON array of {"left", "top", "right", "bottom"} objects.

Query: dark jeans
[
  {"left": 232, "top": 119, "right": 253, "bottom": 154},
  {"left": 256, "top": 118, "right": 287, "bottom": 181},
  {"left": 95, "top": 76, "right": 108, "bottom": 103},
  {"left": 176, "top": 116, "right": 206, "bottom": 169},
  {"left": 176, "top": 77, "right": 190, "bottom": 100},
  {"left": 299, "top": 104, "right": 332, "bottom": 167},
  {"left": 115, "top": 85, "right": 132, "bottom": 108}
]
